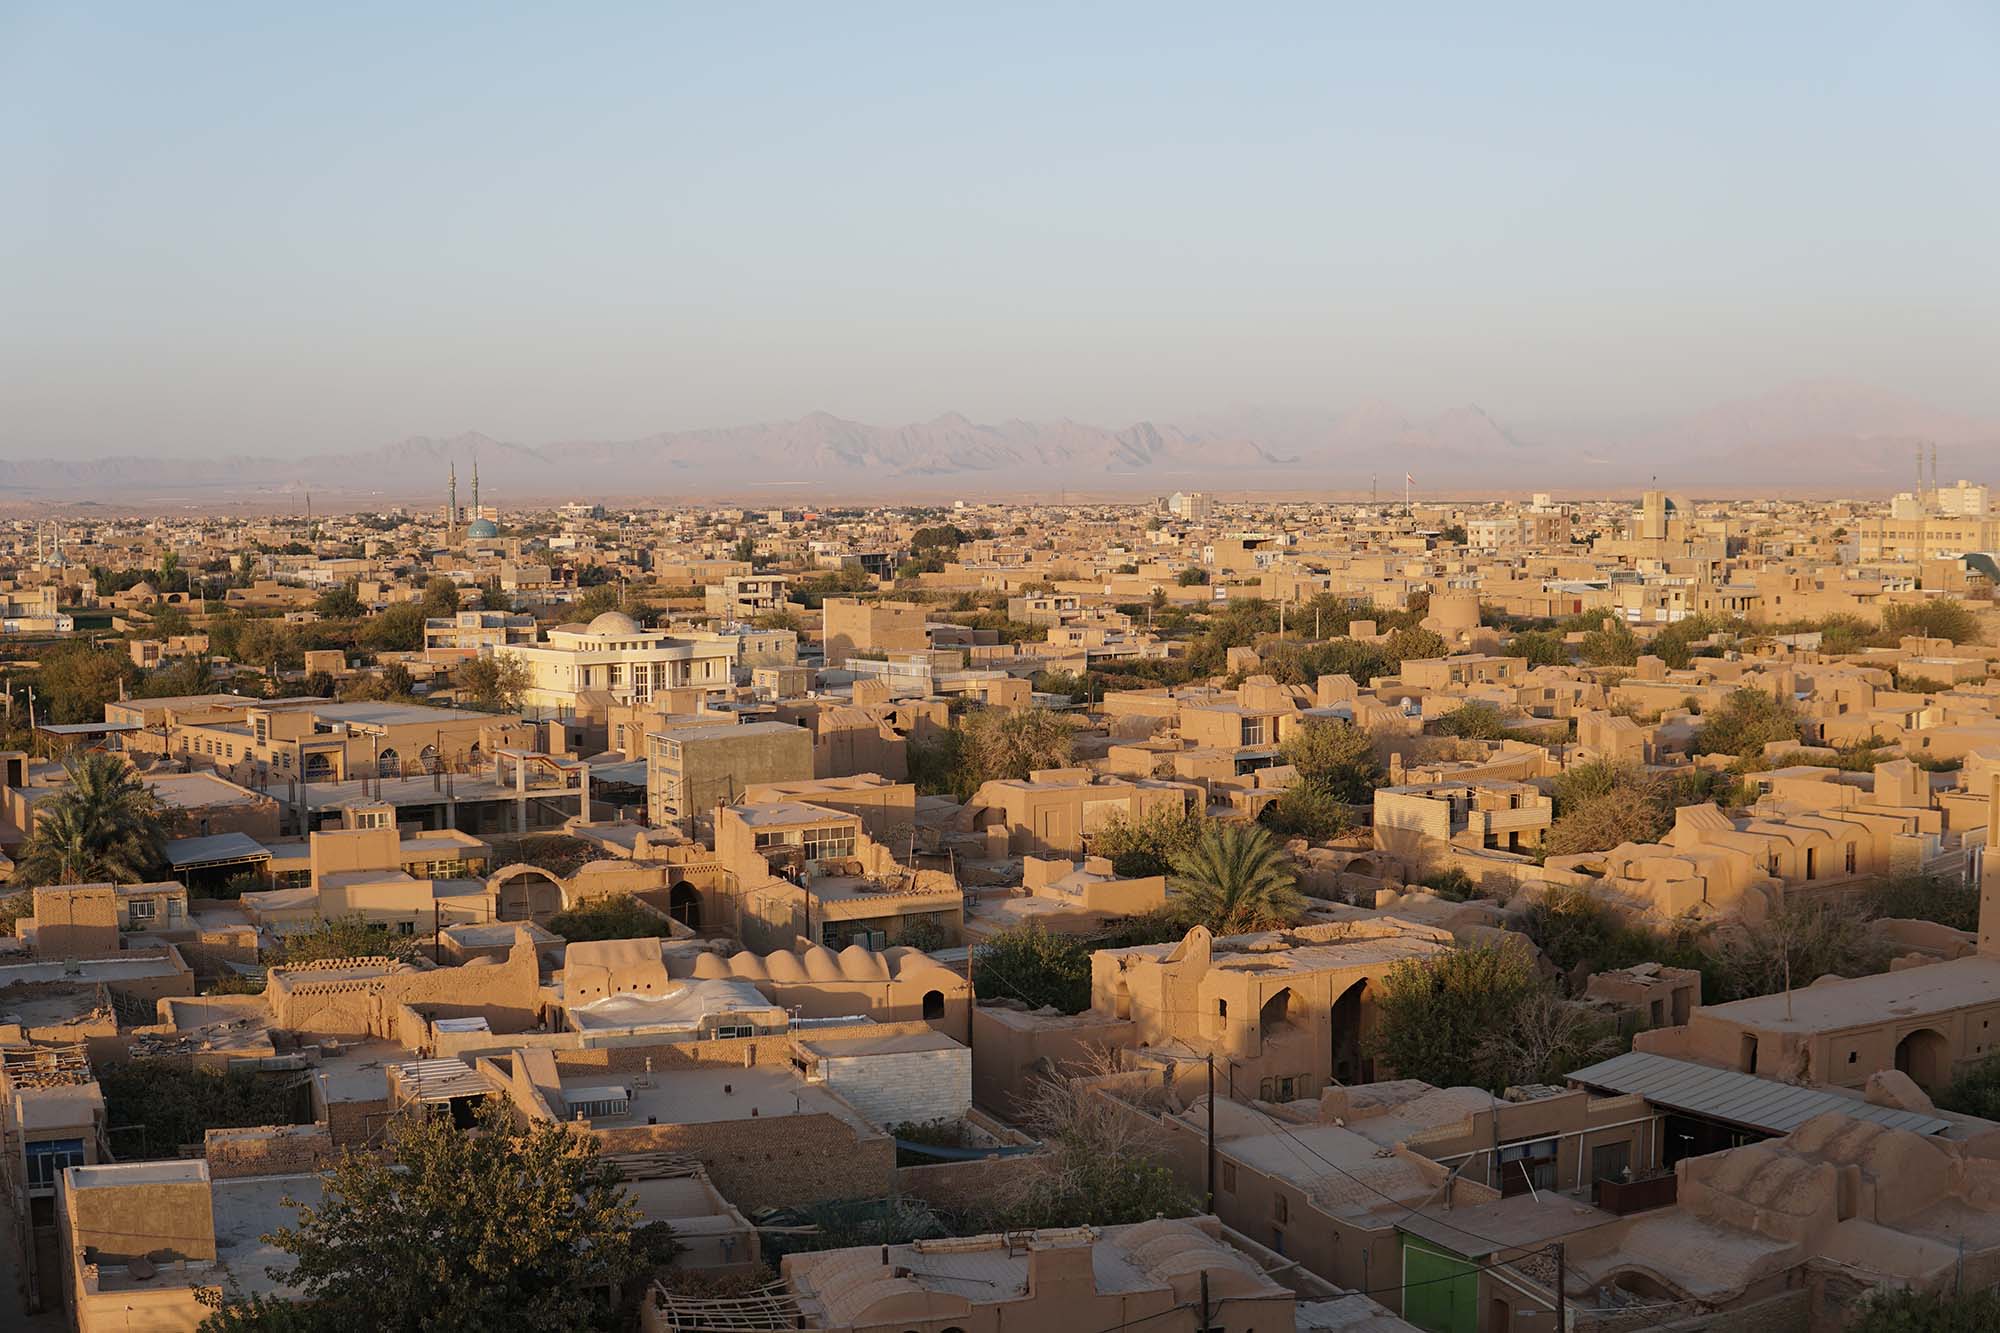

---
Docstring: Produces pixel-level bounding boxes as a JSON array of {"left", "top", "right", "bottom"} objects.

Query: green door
[{"left": 1400, "top": 1236, "right": 1478, "bottom": 1333}]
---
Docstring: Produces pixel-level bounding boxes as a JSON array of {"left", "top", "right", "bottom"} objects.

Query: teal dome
[{"left": 465, "top": 518, "right": 499, "bottom": 539}]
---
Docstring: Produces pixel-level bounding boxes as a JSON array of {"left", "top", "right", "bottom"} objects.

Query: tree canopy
[
  {"left": 12, "top": 751, "right": 169, "bottom": 887},
  {"left": 209, "top": 1103, "right": 670, "bottom": 1332},
  {"left": 1167, "top": 822, "right": 1305, "bottom": 935}
]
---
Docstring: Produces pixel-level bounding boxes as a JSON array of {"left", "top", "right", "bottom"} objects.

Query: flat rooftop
[
  {"left": 0, "top": 953, "right": 187, "bottom": 986},
  {"left": 1697, "top": 954, "right": 2000, "bottom": 1034},
  {"left": 145, "top": 772, "right": 268, "bottom": 808},
  {"left": 557, "top": 1064, "right": 873, "bottom": 1133}
]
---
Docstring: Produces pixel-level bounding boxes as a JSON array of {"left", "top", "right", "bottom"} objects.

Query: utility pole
[
  {"left": 1205, "top": 1053, "right": 1217, "bottom": 1213},
  {"left": 1199, "top": 1270, "right": 1212, "bottom": 1333}
]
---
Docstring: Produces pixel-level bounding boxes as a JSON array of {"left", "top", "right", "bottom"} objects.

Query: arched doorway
[
  {"left": 1332, "top": 977, "right": 1373, "bottom": 1084},
  {"left": 492, "top": 866, "right": 564, "bottom": 925},
  {"left": 419, "top": 744, "right": 441, "bottom": 774},
  {"left": 922, "top": 989, "right": 945, "bottom": 1020},
  {"left": 668, "top": 881, "right": 702, "bottom": 931},
  {"left": 302, "top": 752, "right": 334, "bottom": 782},
  {"left": 1895, "top": 1028, "right": 1951, "bottom": 1090},
  {"left": 1259, "top": 987, "right": 1308, "bottom": 1038},
  {"left": 376, "top": 748, "right": 400, "bottom": 777}
]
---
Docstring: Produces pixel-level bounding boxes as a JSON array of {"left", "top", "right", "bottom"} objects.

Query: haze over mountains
[{"left": 2, "top": 380, "right": 1993, "bottom": 503}]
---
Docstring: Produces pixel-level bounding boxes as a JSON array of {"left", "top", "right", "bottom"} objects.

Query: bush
[
  {"left": 274, "top": 915, "right": 422, "bottom": 966},
  {"left": 1849, "top": 1285, "right": 2000, "bottom": 1333},
  {"left": 1865, "top": 872, "right": 1980, "bottom": 933},
  {"left": 972, "top": 924, "right": 1093, "bottom": 1014},
  {"left": 547, "top": 897, "right": 672, "bottom": 942},
  {"left": 1708, "top": 901, "right": 1887, "bottom": 1002},
  {"left": 1260, "top": 781, "right": 1351, "bottom": 842}
]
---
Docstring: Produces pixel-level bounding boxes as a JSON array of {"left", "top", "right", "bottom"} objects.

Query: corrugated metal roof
[{"left": 1566, "top": 1050, "right": 1952, "bottom": 1137}]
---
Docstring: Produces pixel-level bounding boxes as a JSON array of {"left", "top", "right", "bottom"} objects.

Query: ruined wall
[{"left": 203, "top": 1124, "right": 336, "bottom": 1179}]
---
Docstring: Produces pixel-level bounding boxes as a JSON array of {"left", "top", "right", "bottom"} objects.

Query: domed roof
[
  {"left": 465, "top": 518, "right": 500, "bottom": 538},
  {"left": 130, "top": 581, "right": 158, "bottom": 598},
  {"left": 586, "top": 610, "right": 640, "bottom": 635}
]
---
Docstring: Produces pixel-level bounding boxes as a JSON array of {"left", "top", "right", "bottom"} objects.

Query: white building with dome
[{"left": 490, "top": 610, "right": 738, "bottom": 720}]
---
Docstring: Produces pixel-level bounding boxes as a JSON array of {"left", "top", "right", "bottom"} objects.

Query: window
[
  {"left": 1273, "top": 1194, "right": 1289, "bottom": 1224},
  {"left": 396, "top": 921, "right": 415, "bottom": 935},
  {"left": 1221, "top": 1162, "right": 1237, "bottom": 1193},
  {"left": 25, "top": 1138, "right": 85, "bottom": 1191},
  {"left": 713, "top": 1023, "right": 754, "bottom": 1040},
  {"left": 921, "top": 990, "right": 945, "bottom": 1020},
  {"left": 1498, "top": 1138, "right": 1559, "bottom": 1196},
  {"left": 128, "top": 898, "right": 157, "bottom": 922},
  {"left": 1845, "top": 844, "right": 1857, "bottom": 875}
]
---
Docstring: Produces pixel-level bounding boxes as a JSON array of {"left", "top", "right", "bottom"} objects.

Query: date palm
[
  {"left": 1168, "top": 821, "right": 1306, "bottom": 936},
  {"left": 14, "top": 751, "right": 168, "bottom": 886}
]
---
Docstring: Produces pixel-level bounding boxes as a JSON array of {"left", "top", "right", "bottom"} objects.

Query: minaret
[
  {"left": 1980, "top": 770, "right": 2000, "bottom": 959},
  {"left": 471, "top": 457, "right": 480, "bottom": 522},
  {"left": 448, "top": 462, "right": 458, "bottom": 533}
]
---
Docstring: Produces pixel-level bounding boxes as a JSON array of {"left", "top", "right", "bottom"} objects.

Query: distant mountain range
[{"left": 1, "top": 379, "right": 1993, "bottom": 502}]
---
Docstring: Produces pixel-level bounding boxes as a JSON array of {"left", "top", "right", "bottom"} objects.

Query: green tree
[
  {"left": 1176, "top": 566, "right": 1209, "bottom": 586},
  {"left": 453, "top": 654, "right": 531, "bottom": 712},
  {"left": 237, "top": 618, "right": 302, "bottom": 675},
  {"left": 101, "top": 1062, "right": 305, "bottom": 1159},
  {"left": 1695, "top": 686, "right": 1804, "bottom": 761},
  {"left": 1369, "top": 946, "right": 1545, "bottom": 1090},
  {"left": 1385, "top": 625, "right": 1448, "bottom": 664},
  {"left": 1882, "top": 597, "right": 1982, "bottom": 645},
  {"left": 274, "top": 915, "right": 422, "bottom": 966},
  {"left": 1259, "top": 781, "right": 1351, "bottom": 842},
  {"left": 1503, "top": 630, "right": 1569, "bottom": 667},
  {"left": 973, "top": 924, "right": 1093, "bottom": 1013},
  {"left": 36, "top": 641, "right": 138, "bottom": 724},
  {"left": 576, "top": 583, "right": 625, "bottom": 619},
  {"left": 12, "top": 751, "right": 169, "bottom": 886},
  {"left": 242, "top": 1102, "right": 666, "bottom": 1333},
  {"left": 1434, "top": 701, "right": 1510, "bottom": 740},
  {"left": 1937, "top": 1053, "right": 2000, "bottom": 1121},
  {"left": 421, "top": 577, "right": 461, "bottom": 617},
  {"left": 1579, "top": 616, "right": 1640, "bottom": 667},
  {"left": 1279, "top": 717, "right": 1382, "bottom": 803},
  {"left": 1089, "top": 805, "right": 1209, "bottom": 878},
  {"left": 361, "top": 603, "right": 426, "bottom": 653},
  {"left": 315, "top": 582, "right": 364, "bottom": 620},
  {"left": 1167, "top": 822, "right": 1305, "bottom": 935}
]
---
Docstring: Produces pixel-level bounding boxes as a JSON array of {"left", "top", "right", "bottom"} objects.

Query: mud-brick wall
[{"left": 591, "top": 1114, "right": 893, "bottom": 1210}]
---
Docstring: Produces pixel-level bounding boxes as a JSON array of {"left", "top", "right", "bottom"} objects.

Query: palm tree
[
  {"left": 1168, "top": 821, "right": 1306, "bottom": 935},
  {"left": 13, "top": 751, "right": 169, "bottom": 887}
]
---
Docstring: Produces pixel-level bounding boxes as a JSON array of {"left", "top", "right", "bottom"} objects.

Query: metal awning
[
  {"left": 165, "top": 831, "right": 272, "bottom": 869},
  {"left": 1567, "top": 1051, "right": 1952, "bottom": 1138}
]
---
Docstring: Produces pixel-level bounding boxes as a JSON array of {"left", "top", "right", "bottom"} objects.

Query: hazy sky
[{"left": 4, "top": 3, "right": 1996, "bottom": 457}]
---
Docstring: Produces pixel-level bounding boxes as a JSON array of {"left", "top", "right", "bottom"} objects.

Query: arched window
[
  {"left": 376, "top": 748, "right": 400, "bottom": 777},
  {"left": 922, "top": 990, "right": 945, "bottom": 1020}
]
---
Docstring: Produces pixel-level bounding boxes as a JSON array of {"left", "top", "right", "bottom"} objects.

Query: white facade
[{"left": 493, "top": 611, "right": 736, "bottom": 720}]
